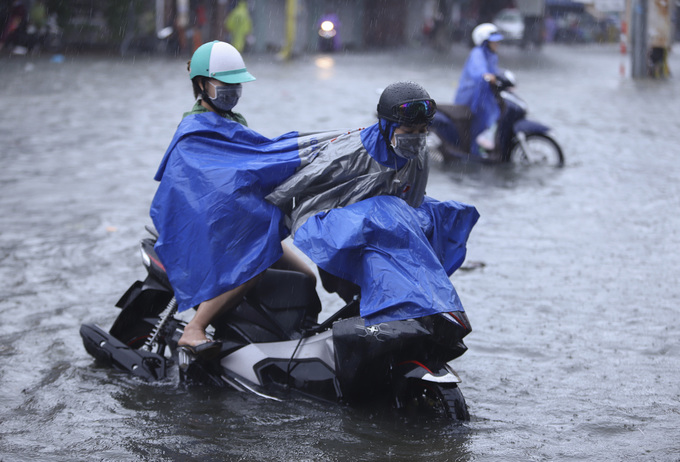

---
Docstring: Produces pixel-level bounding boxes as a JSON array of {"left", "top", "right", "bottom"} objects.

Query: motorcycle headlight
[{"left": 140, "top": 244, "right": 151, "bottom": 268}]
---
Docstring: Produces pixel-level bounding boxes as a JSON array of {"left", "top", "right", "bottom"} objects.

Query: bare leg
[
  {"left": 178, "top": 275, "right": 261, "bottom": 347},
  {"left": 179, "top": 243, "right": 313, "bottom": 347},
  {"left": 273, "top": 242, "right": 317, "bottom": 283}
]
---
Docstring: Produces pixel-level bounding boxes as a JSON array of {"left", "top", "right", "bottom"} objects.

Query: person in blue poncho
[
  {"left": 454, "top": 23, "right": 504, "bottom": 156},
  {"left": 267, "top": 81, "right": 434, "bottom": 237},
  {"left": 267, "top": 82, "right": 480, "bottom": 325},
  {"left": 266, "top": 81, "right": 435, "bottom": 304},
  {"left": 150, "top": 41, "right": 315, "bottom": 356}
]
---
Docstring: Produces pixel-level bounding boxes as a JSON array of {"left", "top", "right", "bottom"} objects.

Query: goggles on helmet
[{"left": 390, "top": 99, "right": 437, "bottom": 125}]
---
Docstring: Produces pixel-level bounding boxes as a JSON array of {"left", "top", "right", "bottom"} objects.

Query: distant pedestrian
[{"left": 224, "top": 0, "right": 252, "bottom": 52}]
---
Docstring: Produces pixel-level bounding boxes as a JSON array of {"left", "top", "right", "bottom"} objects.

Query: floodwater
[{"left": 1, "top": 44, "right": 679, "bottom": 461}]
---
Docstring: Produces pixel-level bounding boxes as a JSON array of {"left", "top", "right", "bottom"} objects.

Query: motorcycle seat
[
  {"left": 437, "top": 104, "right": 472, "bottom": 123},
  {"left": 436, "top": 104, "right": 472, "bottom": 153},
  {"left": 213, "top": 268, "right": 322, "bottom": 343},
  {"left": 250, "top": 269, "right": 321, "bottom": 316}
]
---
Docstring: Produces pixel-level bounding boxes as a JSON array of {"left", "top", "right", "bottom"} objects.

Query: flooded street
[{"left": 1, "top": 43, "right": 679, "bottom": 461}]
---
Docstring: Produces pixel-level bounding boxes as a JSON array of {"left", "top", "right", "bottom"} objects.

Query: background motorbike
[
  {"left": 80, "top": 227, "right": 472, "bottom": 421},
  {"left": 429, "top": 70, "right": 564, "bottom": 166},
  {"left": 318, "top": 19, "right": 337, "bottom": 52}
]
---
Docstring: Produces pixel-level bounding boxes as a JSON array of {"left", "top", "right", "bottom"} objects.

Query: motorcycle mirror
[{"left": 503, "top": 70, "right": 516, "bottom": 86}]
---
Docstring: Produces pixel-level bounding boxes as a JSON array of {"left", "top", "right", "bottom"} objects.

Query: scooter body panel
[
  {"left": 80, "top": 322, "right": 167, "bottom": 381},
  {"left": 220, "top": 330, "right": 336, "bottom": 386},
  {"left": 513, "top": 118, "right": 551, "bottom": 135}
]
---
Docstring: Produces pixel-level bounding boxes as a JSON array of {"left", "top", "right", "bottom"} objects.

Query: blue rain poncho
[
  {"left": 150, "top": 111, "right": 339, "bottom": 312},
  {"left": 151, "top": 115, "right": 479, "bottom": 324},
  {"left": 454, "top": 45, "right": 500, "bottom": 155},
  {"left": 294, "top": 196, "right": 479, "bottom": 325}
]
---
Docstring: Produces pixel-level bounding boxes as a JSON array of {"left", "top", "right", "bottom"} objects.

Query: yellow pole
[{"left": 281, "top": 0, "right": 297, "bottom": 60}]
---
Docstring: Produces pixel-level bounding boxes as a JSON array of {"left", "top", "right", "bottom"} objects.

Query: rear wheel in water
[
  {"left": 395, "top": 380, "right": 470, "bottom": 421},
  {"left": 509, "top": 133, "right": 564, "bottom": 167}
]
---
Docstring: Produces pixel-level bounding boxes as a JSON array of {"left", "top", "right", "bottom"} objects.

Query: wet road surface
[{"left": 1, "top": 43, "right": 679, "bottom": 461}]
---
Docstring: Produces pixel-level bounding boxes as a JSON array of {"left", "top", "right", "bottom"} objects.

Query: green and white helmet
[{"left": 189, "top": 41, "right": 255, "bottom": 84}]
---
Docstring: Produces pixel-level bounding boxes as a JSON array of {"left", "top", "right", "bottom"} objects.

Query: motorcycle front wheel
[
  {"left": 395, "top": 380, "right": 470, "bottom": 421},
  {"left": 509, "top": 133, "right": 564, "bottom": 167}
]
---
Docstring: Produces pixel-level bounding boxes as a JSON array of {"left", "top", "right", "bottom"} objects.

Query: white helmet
[
  {"left": 472, "top": 23, "right": 504, "bottom": 46},
  {"left": 189, "top": 41, "right": 255, "bottom": 84}
]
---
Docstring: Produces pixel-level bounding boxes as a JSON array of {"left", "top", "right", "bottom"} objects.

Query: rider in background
[
  {"left": 150, "top": 41, "right": 314, "bottom": 356},
  {"left": 454, "top": 23, "right": 504, "bottom": 156}
]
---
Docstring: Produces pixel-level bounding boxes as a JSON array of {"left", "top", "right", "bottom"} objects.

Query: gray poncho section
[{"left": 266, "top": 129, "right": 429, "bottom": 234}]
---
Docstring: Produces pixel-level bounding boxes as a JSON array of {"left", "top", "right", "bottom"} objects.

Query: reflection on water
[
  {"left": 315, "top": 56, "right": 336, "bottom": 81},
  {"left": 110, "top": 383, "right": 472, "bottom": 461},
  {"left": 315, "top": 56, "right": 335, "bottom": 69},
  {"left": 1, "top": 45, "right": 679, "bottom": 461}
]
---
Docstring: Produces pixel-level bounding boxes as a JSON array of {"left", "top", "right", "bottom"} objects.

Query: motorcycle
[
  {"left": 317, "top": 18, "right": 338, "bottom": 52},
  {"left": 80, "top": 226, "right": 472, "bottom": 420},
  {"left": 429, "top": 70, "right": 564, "bottom": 166}
]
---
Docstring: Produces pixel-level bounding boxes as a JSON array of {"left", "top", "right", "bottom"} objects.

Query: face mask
[
  {"left": 206, "top": 81, "right": 242, "bottom": 112},
  {"left": 391, "top": 133, "right": 427, "bottom": 159}
]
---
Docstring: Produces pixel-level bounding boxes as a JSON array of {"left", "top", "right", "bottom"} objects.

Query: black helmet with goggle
[{"left": 377, "top": 81, "right": 437, "bottom": 126}]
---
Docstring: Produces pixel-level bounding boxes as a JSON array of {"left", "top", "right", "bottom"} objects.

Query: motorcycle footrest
[{"left": 80, "top": 323, "right": 167, "bottom": 381}]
